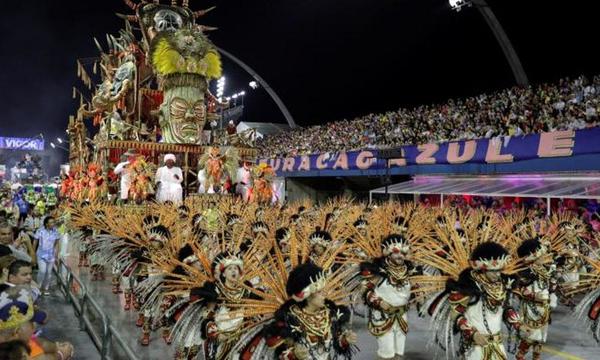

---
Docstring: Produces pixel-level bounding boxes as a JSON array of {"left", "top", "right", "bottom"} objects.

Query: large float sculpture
[{"left": 64, "top": 0, "right": 267, "bottom": 202}]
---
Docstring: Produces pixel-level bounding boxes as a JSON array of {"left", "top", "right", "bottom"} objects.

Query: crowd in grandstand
[{"left": 257, "top": 74, "right": 600, "bottom": 157}]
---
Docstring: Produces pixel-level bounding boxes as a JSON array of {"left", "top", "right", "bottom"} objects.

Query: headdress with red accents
[
  {"left": 286, "top": 262, "right": 327, "bottom": 302},
  {"left": 381, "top": 234, "right": 410, "bottom": 257},
  {"left": 469, "top": 241, "right": 511, "bottom": 272}
]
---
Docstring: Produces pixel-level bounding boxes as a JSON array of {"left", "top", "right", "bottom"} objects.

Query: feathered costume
[
  {"left": 572, "top": 243, "right": 600, "bottom": 344},
  {"left": 352, "top": 204, "right": 427, "bottom": 360},
  {"left": 61, "top": 197, "right": 594, "bottom": 360},
  {"left": 513, "top": 237, "right": 558, "bottom": 360},
  {"left": 229, "top": 261, "right": 358, "bottom": 360},
  {"left": 414, "top": 212, "right": 524, "bottom": 360},
  {"left": 198, "top": 146, "right": 239, "bottom": 194}
]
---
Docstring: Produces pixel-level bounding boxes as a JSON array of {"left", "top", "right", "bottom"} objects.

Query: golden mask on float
[{"left": 126, "top": 1, "right": 221, "bottom": 144}]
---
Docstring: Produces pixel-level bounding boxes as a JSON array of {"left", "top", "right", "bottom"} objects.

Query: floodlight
[
  {"left": 449, "top": 0, "right": 471, "bottom": 11},
  {"left": 249, "top": 81, "right": 258, "bottom": 89}
]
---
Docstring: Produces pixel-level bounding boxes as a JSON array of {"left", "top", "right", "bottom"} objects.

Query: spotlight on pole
[
  {"left": 449, "top": 0, "right": 471, "bottom": 11},
  {"left": 57, "top": 137, "right": 63, "bottom": 144},
  {"left": 249, "top": 81, "right": 258, "bottom": 89},
  {"left": 232, "top": 94, "right": 238, "bottom": 99},
  {"left": 239, "top": 91, "right": 246, "bottom": 96},
  {"left": 50, "top": 142, "right": 56, "bottom": 149}
]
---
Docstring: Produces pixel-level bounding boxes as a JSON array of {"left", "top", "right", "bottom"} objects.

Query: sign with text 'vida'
[
  {"left": 259, "top": 128, "right": 600, "bottom": 175},
  {"left": 0, "top": 137, "right": 45, "bottom": 151}
]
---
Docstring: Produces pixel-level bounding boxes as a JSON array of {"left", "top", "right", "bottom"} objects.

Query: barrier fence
[{"left": 54, "top": 258, "right": 141, "bottom": 360}]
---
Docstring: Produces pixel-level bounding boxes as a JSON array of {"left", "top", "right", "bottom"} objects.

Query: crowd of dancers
[{"left": 64, "top": 198, "right": 600, "bottom": 360}]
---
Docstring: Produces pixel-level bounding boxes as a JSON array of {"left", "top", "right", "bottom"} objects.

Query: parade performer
[
  {"left": 232, "top": 261, "right": 358, "bottom": 360},
  {"left": 447, "top": 242, "right": 521, "bottom": 360},
  {"left": 89, "top": 210, "right": 108, "bottom": 282},
  {"left": 250, "top": 163, "right": 276, "bottom": 205},
  {"left": 552, "top": 218, "right": 587, "bottom": 306},
  {"left": 200, "top": 252, "right": 253, "bottom": 359},
  {"left": 128, "top": 157, "right": 156, "bottom": 203},
  {"left": 113, "top": 149, "right": 137, "bottom": 202},
  {"left": 360, "top": 234, "right": 415, "bottom": 360},
  {"left": 416, "top": 215, "right": 523, "bottom": 360},
  {"left": 351, "top": 204, "right": 425, "bottom": 360},
  {"left": 513, "top": 238, "right": 557, "bottom": 360},
  {"left": 84, "top": 163, "right": 107, "bottom": 202},
  {"left": 137, "top": 224, "right": 171, "bottom": 346},
  {"left": 555, "top": 246, "right": 585, "bottom": 306},
  {"left": 155, "top": 154, "right": 183, "bottom": 204},
  {"left": 573, "top": 245, "right": 600, "bottom": 344},
  {"left": 198, "top": 146, "right": 239, "bottom": 194},
  {"left": 165, "top": 244, "right": 207, "bottom": 360},
  {"left": 235, "top": 161, "right": 253, "bottom": 202},
  {"left": 223, "top": 207, "right": 359, "bottom": 359},
  {"left": 170, "top": 217, "right": 270, "bottom": 360},
  {"left": 78, "top": 227, "right": 91, "bottom": 268}
]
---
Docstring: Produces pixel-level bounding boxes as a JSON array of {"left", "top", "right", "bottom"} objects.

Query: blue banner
[
  {"left": 0, "top": 137, "right": 45, "bottom": 151},
  {"left": 259, "top": 128, "right": 600, "bottom": 176}
]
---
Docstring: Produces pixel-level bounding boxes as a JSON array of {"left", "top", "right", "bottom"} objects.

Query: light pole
[{"left": 449, "top": 0, "right": 529, "bottom": 86}]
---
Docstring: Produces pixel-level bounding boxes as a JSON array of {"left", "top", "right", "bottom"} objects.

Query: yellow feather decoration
[{"left": 152, "top": 38, "right": 222, "bottom": 79}]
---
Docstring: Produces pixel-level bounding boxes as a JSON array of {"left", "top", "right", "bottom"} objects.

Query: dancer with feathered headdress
[
  {"left": 229, "top": 261, "right": 359, "bottom": 359},
  {"left": 415, "top": 213, "right": 523, "bottom": 360},
  {"left": 351, "top": 203, "right": 426, "bottom": 360},
  {"left": 512, "top": 237, "right": 558, "bottom": 360},
  {"left": 165, "top": 206, "right": 271, "bottom": 360},
  {"left": 572, "top": 242, "right": 600, "bottom": 344}
]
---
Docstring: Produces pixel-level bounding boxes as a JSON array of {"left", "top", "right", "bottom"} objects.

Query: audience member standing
[{"left": 33, "top": 217, "right": 60, "bottom": 296}]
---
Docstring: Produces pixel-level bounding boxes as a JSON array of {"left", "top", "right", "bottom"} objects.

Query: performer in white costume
[
  {"left": 235, "top": 161, "right": 253, "bottom": 201},
  {"left": 360, "top": 234, "right": 415, "bottom": 360},
  {"left": 446, "top": 242, "right": 522, "bottom": 360},
  {"left": 514, "top": 238, "right": 557, "bottom": 360},
  {"left": 155, "top": 153, "right": 183, "bottom": 203},
  {"left": 113, "top": 149, "right": 137, "bottom": 201}
]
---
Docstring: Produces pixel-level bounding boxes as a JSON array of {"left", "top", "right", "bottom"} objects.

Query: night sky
[{"left": 1, "top": 0, "right": 598, "bottom": 165}]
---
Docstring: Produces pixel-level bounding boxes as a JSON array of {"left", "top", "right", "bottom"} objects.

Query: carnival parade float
[
  {"left": 62, "top": 0, "right": 268, "bottom": 203},
  {"left": 38, "top": 2, "right": 600, "bottom": 358}
]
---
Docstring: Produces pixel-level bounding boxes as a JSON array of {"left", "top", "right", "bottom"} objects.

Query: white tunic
[
  {"left": 113, "top": 161, "right": 131, "bottom": 200},
  {"left": 235, "top": 167, "right": 252, "bottom": 201},
  {"left": 375, "top": 279, "right": 411, "bottom": 307},
  {"left": 155, "top": 166, "right": 183, "bottom": 203},
  {"left": 464, "top": 299, "right": 507, "bottom": 360},
  {"left": 520, "top": 280, "right": 550, "bottom": 343}
]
